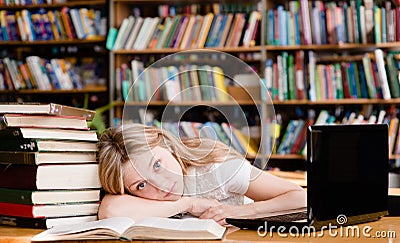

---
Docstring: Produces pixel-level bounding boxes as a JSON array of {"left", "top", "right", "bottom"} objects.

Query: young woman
[{"left": 97, "top": 123, "right": 306, "bottom": 225}]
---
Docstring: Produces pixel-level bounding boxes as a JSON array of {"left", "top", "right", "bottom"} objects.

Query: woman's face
[{"left": 123, "top": 146, "right": 184, "bottom": 201}]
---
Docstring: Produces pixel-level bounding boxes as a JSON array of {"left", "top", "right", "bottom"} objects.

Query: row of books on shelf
[
  {"left": 108, "top": 11, "right": 261, "bottom": 51},
  {"left": 156, "top": 3, "right": 259, "bottom": 17},
  {"left": 0, "top": 103, "right": 100, "bottom": 229},
  {"left": 274, "top": 107, "right": 400, "bottom": 160},
  {"left": 0, "top": 56, "right": 84, "bottom": 90},
  {"left": 152, "top": 120, "right": 259, "bottom": 158},
  {"left": 268, "top": 0, "right": 400, "bottom": 46},
  {"left": 0, "top": 7, "right": 106, "bottom": 41},
  {"left": 116, "top": 60, "right": 234, "bottom": 102},
  {"left": 266, "top": 49, "right": 400, "bottom": 102},
  {"left": 0, "top": 0, "right": 65, "bottom": 6}
]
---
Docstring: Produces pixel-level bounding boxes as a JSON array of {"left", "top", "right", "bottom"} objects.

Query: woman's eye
[
  {"left": 137, "top": 181, "right": 147, "bottom": 190},
  {"left": 153, "top": 160, "right": 161, "bottom": 170}
]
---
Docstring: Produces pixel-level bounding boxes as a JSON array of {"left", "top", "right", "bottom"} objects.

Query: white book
[
  {"left": 26, "top": 56, "right": 52, "bottom": 90},
  {"left": 374, "top": 49, "right": 391, "bottom": 100},
  {"left": 31, "top": 217, "right": 226, "bottom": 241},
  {"left": 118, "top": 16, "right": 135, "bottom": 50},
  {"left": 133, "top": 17, "right": 153, "bottom": 50},
  {"left": 359, "top": 6, "right": 367, "bottom": 44},
  {"left": 50, "top": 59, "right": 73, "bottom": 90},
  {"left": 138, "top": 17, "right": 160, "bottom": 50},
  {"left": 113, "top": 17, "right": 130, "bottom": 50},
  {"left": 124, "top": 17, "right": 143, "bottom": 49},
  {"left": 69, "top": 8, "right": 86, "bottom": 39}
]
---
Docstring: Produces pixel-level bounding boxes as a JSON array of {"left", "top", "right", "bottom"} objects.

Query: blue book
[
  {"left": 267, "top": 9, "right": 274, "bottom": 45},
  {"left": 212, "top": 14, "right": 228, "bottom": 47},
  {"left": 294, "top": 12, "right": 300, "bottom": 45},
  {"left": 320, "top": 11, "right": 327, "bottom": 44},
  {"left": 358, "top": 63, "right": 369, "bottom": 98},
  {"left": 381, "top": 7, "right": 386, "bottom": 43},
  {"left": 277, "top": 6, "right": 287, "bottom": 45},
  {"left": 342, "top": 2, "right": 349, "bottom": 43},
  {"left": 348, "top": 63, "right": 358, "bottom": 98}
]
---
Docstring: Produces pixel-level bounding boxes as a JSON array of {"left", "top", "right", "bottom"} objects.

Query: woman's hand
[
  {"left": 186, "top": 197, "right": 221, "bottom": 217},
  {"left": 199, "top": 204, "right": 245, "bottom": 225}
]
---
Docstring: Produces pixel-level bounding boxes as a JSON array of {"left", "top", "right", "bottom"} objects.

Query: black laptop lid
[{"left": 307, "top": 124, "right": 389, "bottom": 227}]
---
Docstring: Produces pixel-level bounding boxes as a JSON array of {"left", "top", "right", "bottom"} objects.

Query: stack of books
[{"left": 0, "top": 103, "right": 101, "bottom": 229}]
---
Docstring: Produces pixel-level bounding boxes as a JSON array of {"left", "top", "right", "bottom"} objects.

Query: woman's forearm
[
  {"left": 98, "top": 194, "right": 191, "bottom": 222},
  {"left": 242, "top": 189, "right": 307, "bottom": 218}
]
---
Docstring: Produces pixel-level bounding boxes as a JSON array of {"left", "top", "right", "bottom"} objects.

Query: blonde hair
[{"left": 97, "top": 123, "right": 242, "bottom": 195}]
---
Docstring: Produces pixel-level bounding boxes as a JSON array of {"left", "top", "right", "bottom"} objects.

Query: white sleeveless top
[{"left": 183, "top": 157, "right": 251, "bottom": 206}]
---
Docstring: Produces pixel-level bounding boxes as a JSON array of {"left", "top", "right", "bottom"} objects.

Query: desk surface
[{"left": 0, "top": 217, "right": 399, "bottom": 243}]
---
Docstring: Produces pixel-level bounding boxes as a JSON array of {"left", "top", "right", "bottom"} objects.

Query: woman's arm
[
  {"left": 98, "top": 194, "right": 221, "bottom": 222},
  {"left": 199, "top": 166, "right": 306, "bottom": 224}
]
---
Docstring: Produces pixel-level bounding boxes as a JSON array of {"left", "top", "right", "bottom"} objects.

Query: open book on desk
[{"left": 31, "top": 217, "right": 227, "bottom": 241}]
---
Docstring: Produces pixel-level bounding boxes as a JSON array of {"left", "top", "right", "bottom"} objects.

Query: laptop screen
[{"left": 307, "top": 124, "right": 388, "bottom": 226}]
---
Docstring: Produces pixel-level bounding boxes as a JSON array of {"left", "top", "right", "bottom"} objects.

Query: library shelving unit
[
  {"left": 108, "top": 0, "right": 400, "bottom": 175},
  {"left": 265, "top": 0, "right": 400, "bottom": 174},
  {"left": 0, "top": 0, "right": 109, "bottom": 111},
  {"left": 108, "top": 0, "right": 269, "bottom": 161}
]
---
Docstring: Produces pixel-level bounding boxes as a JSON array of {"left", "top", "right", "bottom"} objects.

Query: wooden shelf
[
  {"left": 0, "top": 37, "right": 105, "bottom": 46},
  {"left": 265, "top": 42, "right": 400, "bottom": 51},
  {"left": 0, "top": 86, "right": 107, "bottom": 94},
  {"left": 0, "top": 0, "right": 106, "bottom": 9},
  {"left": 113, "top": 46, "right": 262, "bottom": 55},
  {"left": 115, "top": 100, "right": 262, "bottom": 106},
  {"left": 272, "top": 98, "right": 400, "bottom": 106}
]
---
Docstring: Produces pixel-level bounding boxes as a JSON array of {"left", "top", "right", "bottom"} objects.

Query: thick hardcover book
[
  {"left": 0, "top": 151, "right": 97, "bottom": 165},
  {"left": 0, "top": 215, "right": 98, "bottom": 229},
  {"left": 31, "top": 217, "right": 226, "bottom": 241},
  {"left": 0, "top": 127, "right": 98, "bottom": 141},
  {"left": 0, "top": 103, "right": 96, "bottom": 121},
  {"left": 0, "top": 139, "right": 97, "bottom": 152},
  {"left": 0, "top": 188, "right": 100, "bottom": 205},
  {"left": 2, "top": 114, "right": 89, "bottom": 130},
  {"left": 0, "top": 202, "right": 99, "bottom": 218},
  {"left": 0, "top": 163, "right": 101, "bottom": 190}
]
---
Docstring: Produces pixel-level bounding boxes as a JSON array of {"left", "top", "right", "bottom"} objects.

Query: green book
[
  {"left": 163, "top": 16, "right": 181, "bottom": 48},
  {"left": 334, "top": 63, "right": 344, "bottom": 99},
  {"left": 386, "top": 53, "right": 400, "bottom": 98},
  {"left": 105, "top": 27, "right": 118, "bottom": 50},
  {"left": 353, "top": 62, "right": 361, "bottom": 98},
  {"left": 287, "top": 53, "right": 295, "bottom": 100}
]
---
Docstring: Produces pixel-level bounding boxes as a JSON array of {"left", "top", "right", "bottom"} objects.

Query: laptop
[{"left": 226, "top": 124, "right": 389, "bottom": 231}]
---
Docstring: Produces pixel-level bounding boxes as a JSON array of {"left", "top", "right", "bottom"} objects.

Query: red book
[
  {"left": 0, "top": 202, "right": 99, "bottom": 218},
  {"left": 341, "top": 62, "right": 351, "bottom": 98}
]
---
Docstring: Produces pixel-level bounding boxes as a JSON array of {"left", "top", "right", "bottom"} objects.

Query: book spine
[
  {"left": 0, "top": 188, "right": 33, "bottom": 204},
  {"left": 0, "top": 151, "right": 37, "bottom": 165},
  {"left": 0, "top": 163, "right": 37, "bottom": 190},
  {"left": 0, "top": 215, "right": 47, "bottom": 229},
  {"left": 0, "top": 139, "right": 38, "bottom": 151},
  {"left": 0, "top": 202, "right": 34, "bottom": 218}
]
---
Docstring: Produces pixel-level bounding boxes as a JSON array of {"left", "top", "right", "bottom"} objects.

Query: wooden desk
[{"left": 0, "top": 217, "right": 399, "bottom": 243}]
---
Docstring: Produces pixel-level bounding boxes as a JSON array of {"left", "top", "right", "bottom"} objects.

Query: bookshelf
[
  {"left": 108, "top": 0, "right": 267, "bottom": 160},
  {"left": 264, "top": 0, "right": 400, "bottom": 174},
  {"left": 108, "top": 0, "right": 400, "bottom": 173},
  {"left": 0, "top": 0, "right": 108, "bottom": 112}
]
